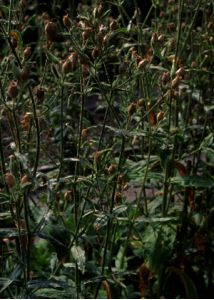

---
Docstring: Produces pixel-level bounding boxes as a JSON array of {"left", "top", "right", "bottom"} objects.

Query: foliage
[{"left": 0, "top": 0, "right": 214, "bottom": 298}]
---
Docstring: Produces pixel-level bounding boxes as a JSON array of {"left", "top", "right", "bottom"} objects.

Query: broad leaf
[{"left": 71, "top": 245, "right": 86, "bottom": 274}]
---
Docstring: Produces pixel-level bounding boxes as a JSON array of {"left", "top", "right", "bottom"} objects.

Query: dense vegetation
[{"left": 0, "top": 0, "right": 214, "bottom": 298}]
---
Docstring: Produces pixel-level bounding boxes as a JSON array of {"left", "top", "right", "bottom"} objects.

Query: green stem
[
  {"left": 28, "top": 87, "right": 40, "bottom": 177},
  {"left": 179, "top": 0, "right": 203, "bottom": 58},
  {"left": 94, "top": 135, "right": 125, "bottom": 298},
  {"left": 57, "top": 83, "right": 65, "bottom": 181},
  {"left": 0, "top": 23, "right": 40, "bottom": 176},
  {"left": 7, "top": 0, "right": 12, "bottom": 34},
  {"left": 175, "top": 0, "right": 184, "bottom": 60}
]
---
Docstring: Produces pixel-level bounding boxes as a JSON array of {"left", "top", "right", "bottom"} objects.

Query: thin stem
[
  {"left": 57, "top": 83, "right": 65, "bottom": 181},
  {"left": 175, "top": 0, "right": 184, "bottom": 61},
  {"left": 179, "top": 0, "right": 203, "bottom": 58},
  {"left": 0, "top": 23, "right": 40, "bottom": 176},
  {"left": 94, "top": 135, "right": 125, "bottom": 298},
  {"left": 28, "top": 87, "right": 40, "bottom": 177},
  {"left": 7, "top": 0, "right": 12, "bottom": 34}
]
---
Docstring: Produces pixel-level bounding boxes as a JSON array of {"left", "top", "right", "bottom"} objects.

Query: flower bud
[
  {"left": 63, "top": 14, "right": 71, "bottom": 28},
  {"left": 20, "top": 174, "right": 30, "bottom": 185},
  {"left": 7, "top": 81, "right": 19, "bottom": 98},
  {"left": 117, "top": 174, "right": 124, "bottom": 185},
  {"left": 35, "top": 86, "right": 45, "bottom": 102},
  {"left": 171, "top": 75, "right": 181, "bottom": 89},
  {"left": 191, "top": 61, "right": 198, "bottom": 68},
  {"left": 81, "top": 128, "right": 89, "bottom": 139},
  {"left": 157, "top": 111, "right": 165, "bottom": 122},
  {"left": 114, "top": 192, "right": 122, "bottom": 204},
  {"left": 81, "top": 64, "right": 89, "bottom": 78},
  {"left": 161, "top": 71, "right": 170, "bottom": 84},
  {"left": 107, "top": 164, "right": 116, "bottom": 175},
  {"left": 19, "top": 65, "right": 30, "bottom": 81},
  {"left": 45, "top": 21, "right": 58, "bottom": 42},
  {"left": 21, "top": 112, "right": 32, "bottom": 130},
  {"left": 176, "top": 67, "right": 185, "bottom": 78},
  {"left": 19, "top": 0, "right": 27, "bottom": 10},
  {"left": 92, "top": 47, "right": 100, "bottom": 60},
  {"left": 62, "top": 58, "right": 73, "bottom": 74},
  {"left": 109, "top": 20, "right": 118, "bottom": 31},
  {"left": 138, "top": 59, "right": 149, "bottom": 71},
  {"left": 11, "top": 37, "right": 18, "bottom": 48},
  {"left": 5, "top": 172, "right": 16, "bottom": 188},
  {"left": 64, "top": 190, "right": 73, "bottom": 202},
  {"left": 137, "top": 98, "right": 145, "bottom": 108},
  {"left": 82, "top": 28, "right": 92, "bottom": 41},
  {"left": 158, "top": 34, "right": 164, "bottom": 43},
  {"left": 128, "top": 102, "right": 137, "bottom": 117},
  {"left": 151, "top": 32, "right": 158, "bottom": 46},
  {"left": 23, "top": 46, "right": 31, "bottom": 59}
]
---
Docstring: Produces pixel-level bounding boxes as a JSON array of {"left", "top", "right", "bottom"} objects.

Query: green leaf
[
  {"left": 136, "top": 216, "right": 178, "bottom": 223},
  {"left": 0, "top": 228, "right": 26, "bottom": 238},
  {"left": 199, "top": 133, "right": 213, "bottom": 149},
  {"left": 71, "top": 245, "right": 86, "bottom": 274},
  {"left": 45, "top": 49, "right": 60, "bottom": 64},
  {"left": 0, "top": 264, "right": 23, "bottom": 293},
  {"left": 171, "top": 175, "right": 214, "bottom": 187},
  {"left": 0, "top": 212, "right": 11, "bottom": 220},
  {"left": 27, "top": 279, "right": 67, "bottom": 289},
  {"left": 31, "top": 288, "right": 75, "bottom": 299},
  {"left": 115, "top": 246, "right": 127, "bottom": 272}
]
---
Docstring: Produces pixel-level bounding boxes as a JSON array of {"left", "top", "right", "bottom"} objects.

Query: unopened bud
[
  {"left": 7, "top": 81, "right": 19, "bottom": 98},
  {"left": 138, "top": 59, "right": 149, "bottom": 71},
  {"left": 161, "top": 71, "right": 170, "bottom": 84},
  {"left": 176, "top": 67, "right": 185, "bottom": 78},
  {"left": 5, "top": 172, "right": 16, "bottom": 188},
  {"left": 107, "top": 164, "right": 116, "bottom": 175},
  {"left": 128, "top": 102, "right": 137, "bottom": 117},
  {"left": 45, "top": 21, "right": 58, "bottom": 42},
  {"left": 35, "top": 86, "right": 45, "bottom": 102},
  {"left": 23, "top": 46, "right": 31, "bottom": 59},
  {"left": 171, "top": 75, "right": 181, "bottom": 89},
  {"left": 63, "top": 14, "right": 71, "bottom": 28},
  {"left": 81, "top": 128, "right": 89, "bottom": 139},
  {"left": 92, "top": 47, "right": 100, "bottom": 60},
  {"left": 20, "top": 174, "right": 30, "bottom": 185}
]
